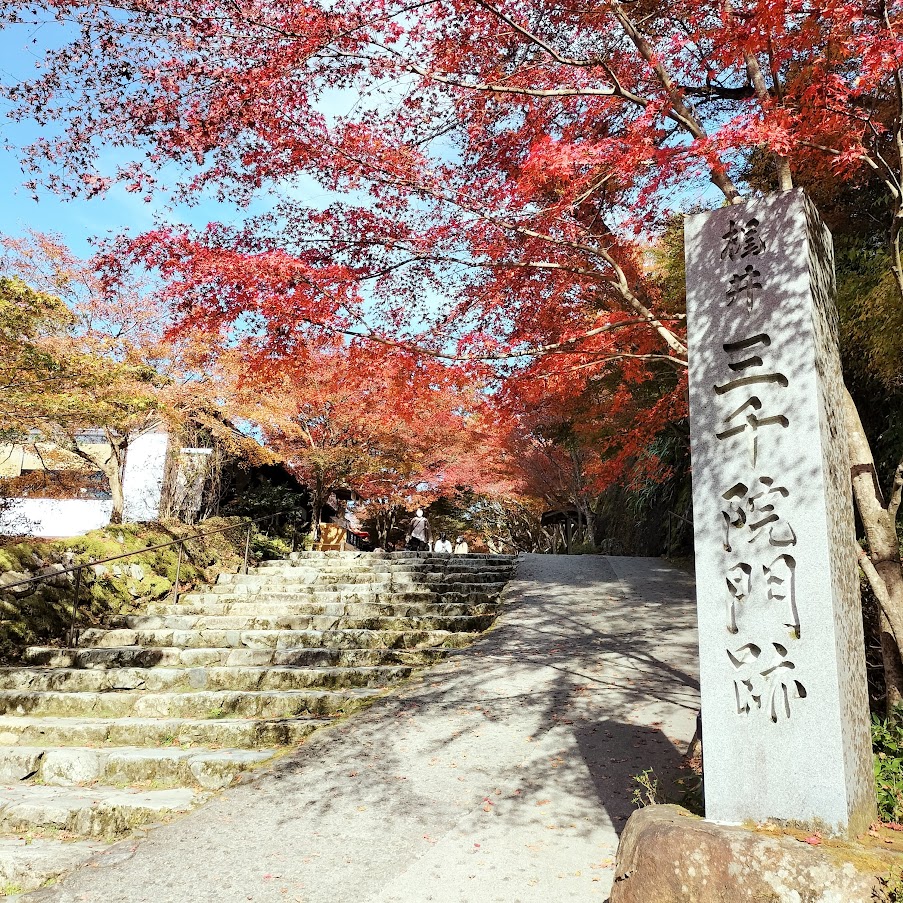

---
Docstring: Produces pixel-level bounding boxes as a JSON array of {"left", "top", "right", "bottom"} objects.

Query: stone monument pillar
[{"left": 684, "top": 189, "right": 875, "bottom": 835}]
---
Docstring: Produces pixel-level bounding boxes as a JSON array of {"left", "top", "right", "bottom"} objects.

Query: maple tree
[
  {"left": 240, "top": 340, "right": 513, "bottom": 545},
  {"left": 5, "top": 0, "right": 903, "bottom": 691},
  {"left": 0, "top": 264, "right": 163, "bottom": 520},
  {"left": 0, "top": 232, "right": 264, "bottom": 522}
]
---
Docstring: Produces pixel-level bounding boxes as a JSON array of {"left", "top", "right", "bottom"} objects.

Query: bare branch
[
  {"left": 856, "top": 539, "right": 898, "bottom": 644},
  {"left": 743, "top": 49, "right": 792, "bottom": 190},
  {"left": 469, "top": 0, "right": 604, "bottom": 69},
  {"left": 609, "top": 0, "right": 743, "bottom": 203},
  {"left": 889, "top": 456, "right": 903, "bottom": 522},
  {"left": 521, "top": 352, "right": 688, "bottom": 379},
  {"left": 337, "top": 317, "right": 664, "bottom": 362}
]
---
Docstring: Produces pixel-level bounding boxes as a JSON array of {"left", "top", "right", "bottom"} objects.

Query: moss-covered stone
[{"left": 0, "top": 519, "right": 278, "bottom": 663}]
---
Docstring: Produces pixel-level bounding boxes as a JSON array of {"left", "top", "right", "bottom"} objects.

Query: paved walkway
[{"left": 28, "top": 554, "right": 699, "bottom": 903}]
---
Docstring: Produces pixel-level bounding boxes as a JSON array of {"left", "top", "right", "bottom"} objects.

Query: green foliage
[
  {"left": 0, "top": 275, "right": 163, "bottom": 445},
  {"left": 875, "top": 868, "right": 903, "bottom": 903},
  {"left": 631, "top": 768, "right": 665, "bottom": 808},
  {"left": 873, "top": 710, "right": 903, "bottom": 823},
  {"left": 630, "top": 764, "right": 704, "bottom": 815},
  {"left": 836, "top": 244, "right": 903, "bottom": 394},
  {"left": 569, "top": 538, "right": 598, "bottom": 555}
]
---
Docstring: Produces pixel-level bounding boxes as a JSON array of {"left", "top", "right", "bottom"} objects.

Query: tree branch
[
  {"left": 889, "top": 456, "right": 903, "bottom": 522},
  {"left": 855, "top": 536, "right": 900, "bottom": 646},
  {"left": 743, "top": 49, "right": 792, "bottom": 190}
]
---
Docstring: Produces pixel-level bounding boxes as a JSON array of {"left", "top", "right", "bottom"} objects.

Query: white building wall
[
  {"left": 122, "top": 432, "right": 170, "bottom": 523},
  {"left": 0, "top": 499, "right": 114, "bottom": 538}
]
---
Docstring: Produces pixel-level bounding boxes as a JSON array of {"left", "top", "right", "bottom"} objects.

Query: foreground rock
[
  {"left": 0, "top": 550, "right": 516, "bottom": 893},
  {"left": 610, "top": 804, "right": 903, "bottom": 903}
]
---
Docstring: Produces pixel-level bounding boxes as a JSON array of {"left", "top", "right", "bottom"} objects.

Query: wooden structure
[
  {"left": 314, "top": 523, "right": 354, "bottom": 551},
  {"left": 540, "top": 508, "right": 582, "bottom": 554}
]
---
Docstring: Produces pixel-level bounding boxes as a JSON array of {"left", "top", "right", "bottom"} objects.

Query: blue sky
[
  {"left": 0, "top": 24, "right": 167, "bottom": 255},
  {"left": 0, "top": 21, "right": 357, "bottom": 259}
]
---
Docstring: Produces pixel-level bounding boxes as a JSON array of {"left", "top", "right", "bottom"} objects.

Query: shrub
[{"left": 873, "top": 710, "right": 903, "bottom": 823}]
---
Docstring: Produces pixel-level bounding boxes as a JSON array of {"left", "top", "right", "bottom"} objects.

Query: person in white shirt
[
  {"left": 453, "top": 536, "right": 469, "bottom": 554},
  {"left": 434, "top": 533, "right": 453, "bottom": 553}
]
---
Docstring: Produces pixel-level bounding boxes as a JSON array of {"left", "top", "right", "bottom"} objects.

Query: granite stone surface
[{"left": 684, "top": 190, "right": 875, "bottom": 834}]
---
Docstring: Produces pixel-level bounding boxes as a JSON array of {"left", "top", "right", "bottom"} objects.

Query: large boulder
[{"left": 610, "top": 804, "right": 903, "bottom": 903}]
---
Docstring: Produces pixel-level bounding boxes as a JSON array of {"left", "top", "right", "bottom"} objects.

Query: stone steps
[
  {"left": 0, "top": 687, "right": 380, "bottom": 719},
  {"left": 78, "top": 627, "right": 482, "bottom": 650},
  {"left": 0, "top": 784, "right": 199, "bottom": 840},
  {"left": 0, "top": 715, "right": 320, "bottom": 749},
  {"left": 80, "top": 615, "right": 494, "bottom": 649},
  {"left": 24, "top": 645, "right": 451, "bottom": 669},
  {"left": 282, "top": 551, "right": 515, "bottom": 560},
  {"left": 0, "top": 745, "right": 275, "bottom": 790},
  {"left": 0, "top": 838, "right": 105, "bottom": 896},
  {"left": 145, "top": 600, "right": 500, "bottom": 618},
  {"left": 190, "top": 584, "right": 506, "bottom": 598},
  {"left": 230, "top": 571, "right": 512, "bottom": 584},
  {"left": 0, "top": 664, "right": 412, "bottom": 692},
  {"left": 0, "top": 550, "right": 517, "bottom": 882},
  {"left": 104, "top": 613, "right": 495, "bottom": 633}
]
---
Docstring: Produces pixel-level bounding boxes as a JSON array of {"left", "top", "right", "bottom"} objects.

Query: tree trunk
[
  {"left": 881, "top": 611, "right": 903, "bottom": 711},
  {"left": 104, "top": 435, "right": 128, "bottom": 524},
  {"left": 67, "top": 432, "right": 128, "bottom": 524},
  {"left": 843, "top": 388, "right": 903, "bottom": 710},
  {"left": 312, "top": 497, "right": 323, "bottom": 543},
  {"left": 107, "top": 464, "right": 125, "bottom": 524}
]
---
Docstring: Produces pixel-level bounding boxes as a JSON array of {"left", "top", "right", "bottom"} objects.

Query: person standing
[
  {"left": 406, "top": 508, "right": 432, "bottom": 552},
  {"left": 453, "top": 535, "right": 469, "bottom": 554}
]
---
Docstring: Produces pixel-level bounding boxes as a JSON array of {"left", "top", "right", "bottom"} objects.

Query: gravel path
[{"left": 27, "top": 554, "right": 698, "bottom": 903}]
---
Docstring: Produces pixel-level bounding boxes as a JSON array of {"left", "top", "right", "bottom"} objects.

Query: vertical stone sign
[{"left": 684, "top": 189, "right": 875, "bottom": 835}]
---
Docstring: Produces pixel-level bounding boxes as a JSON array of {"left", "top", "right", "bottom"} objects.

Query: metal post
[
  {"left": 69, "top": 566, "right": 82, "bottom": 648},
  {"left": 172, "top": 543, "right": 184, "bottom": 605},
  {"left": 565, "top": 517, "right": 573, "bottom": 555},
  {"left": 243, "top": 524, "right": 252, "bottom": 574}
]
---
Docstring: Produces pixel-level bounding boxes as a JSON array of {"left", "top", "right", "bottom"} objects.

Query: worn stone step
[
  {"left": 109, "top": 613, "right": 495, "bottom": 633},
  {"left": 0, "top": 745, "right": 274, "bottom": 790},
  {"left": 197, "top": 583, "right": 506, "bottom": 598},
  {"left": 0, "top": 837, "right": 104, "bottom": 894},
  {"left": 256, "top": 561, "right": 514, "bottom": 585},
  {"left": 0, "top": 664, "right": 412, "bottom": 693},
  {"left": 147, "top": 600, "right": 500, "bottom": 619},
  {"left": 231, "top": 569, "right": 512, "bottom": 584},
  {"left": 0, "top": 715, "right": 321, "bottom": 749},
  {"left": 177, "top": 591, "right": 504, "bottom": 608},
  {"left": 78, "top": 627, "right": 480, "bottom": 650},
  {"left": 0, "top": 784, "right": 200, "bottom": 839},
  {"left": 252, "top": 567, "right": 515, "bottom": 581},
  {"left": 0, "top": 686, "right": 380, "bottom": 719},
  {"left": 24, "top": 645, "right": 450, "bottom": 670},
  {"left": 286, "top": 551, "right": 517, "bottom": 561}
]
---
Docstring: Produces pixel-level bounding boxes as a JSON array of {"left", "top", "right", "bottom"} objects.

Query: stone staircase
[{"left": 0, "top": 550, "right": 517, "bottom": 895}]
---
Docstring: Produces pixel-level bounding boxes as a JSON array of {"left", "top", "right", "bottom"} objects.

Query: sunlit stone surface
[{"left": 684, "top": 189, "right": 874, "bottom": 834}]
